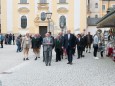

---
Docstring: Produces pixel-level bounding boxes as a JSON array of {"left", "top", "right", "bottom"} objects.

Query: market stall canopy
[{"left": 97, "top": 8, "right": 115, "bottom": 28}]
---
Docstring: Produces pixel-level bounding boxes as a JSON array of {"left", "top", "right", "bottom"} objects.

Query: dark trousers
[
  {"left": 44, "top": 50, "right": 52, "bottom": 65},
  {"left": 93, "top": 46, "right": 98, "bottom": 57},
  {"left": 13, "top": 40, "right": 15, "bottom": 45},
  {"left": 1, "top": 41, "right": 3, "bottom": 48},
  {"left": 55, "top": 48, "right": 61, "bottom": 61},
  {"left": 17, "top": 44, "right": 21, "bottom": 52},
  {"left": 8, "top": 40, "right": 12, "bottom": 45},
  {"left": 66, "top": 46, "right": 73, "bottom": 63},
  {"left": 60, "top": 48, "right": 63, "bottom": 59},
  {"left": 77, "top": 46, "right": 82, "bottom": 58},
  {"left": 100, "top": 51, "right": 103, "bottom": 57},
  {"left": 72, "top": 48, "right": 76, "bottom": 55}
]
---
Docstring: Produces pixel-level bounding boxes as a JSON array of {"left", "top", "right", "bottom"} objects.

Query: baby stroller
[{"left": 113, "top": 46, "right": 115, "bottom": 61}]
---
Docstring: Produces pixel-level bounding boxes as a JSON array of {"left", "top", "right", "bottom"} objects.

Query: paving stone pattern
[{"left": 0, "top": 45, "right": 115, "bottom": 86}]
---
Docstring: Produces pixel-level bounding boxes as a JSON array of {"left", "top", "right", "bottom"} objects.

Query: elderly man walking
[
  {"left": 43, "top": 33, "right": 53, "bottom": 66},
  {"left": 63, "top": 30, "right": 76, "bottom": 65}
]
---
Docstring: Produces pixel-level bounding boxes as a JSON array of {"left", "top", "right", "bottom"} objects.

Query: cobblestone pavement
[{"left": 0, "top": 45, "right": 115, "bottom": 86}]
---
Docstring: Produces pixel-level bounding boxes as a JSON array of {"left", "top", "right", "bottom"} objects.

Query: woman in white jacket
[{"left": 93, "top": 34, "right": 99, "bottom": 59}]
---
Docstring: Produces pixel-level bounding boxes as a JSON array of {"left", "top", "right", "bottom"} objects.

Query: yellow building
[
  {"left": 1, "top": 0, "right": 87, "bottom": 36},
  {"left": 100, "top": 0, "right": 115, "bottom": 17},
  {"left": 86, "top": 0, "right": 115, "bottom": 34}
]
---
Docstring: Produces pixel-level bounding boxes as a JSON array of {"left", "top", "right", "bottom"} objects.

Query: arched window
[
  {"left": 40, "top": 0, "right": 47, "bottom": 3},
  {"left": 59, "top": 15, "right": 66, "bottom": 28},
  {"left": 59, "top": 0, "right": 66, "bottom": 3},
  {"left": 21, "top": 16, "right": 27, "bottom": 28},
  {"left": 95, "top": 3, "right": 98, "bottom": 8},
  {"left": 41, "top": 12, "right": 46, "bottom": 21},
  {"left": 20, "top": 0, "right": 27, "bottom": 3}
]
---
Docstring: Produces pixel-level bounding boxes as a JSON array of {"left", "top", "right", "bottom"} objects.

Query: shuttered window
[
  {"left": 59, "top": 0, "right": 66, "bottom": 3},
  {"left": 40, "top": 0, "right": 47, "bottom": 3},
  {"left": 20, "top": 0, "right": 27, "bottom": 3},
  {"left": 21, "top": 16, "right": 27, "bottom": 28}
]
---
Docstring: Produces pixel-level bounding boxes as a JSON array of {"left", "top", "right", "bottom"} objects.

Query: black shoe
[
  {"left": 46, "top": 64, "right": 48, "bottom": 66},
  {"left": 86, "top": 50, "right": 88, "bottom": 53},
  {"left": 67, "top": 62, "right": 70, "bottom": 64},
  {"left": 81, "top": 55, "right": 85, "bottom": 57},
  {"left": 77, "top": 57, "right": 80, "bottom": 59},
  {"left": 23, "top": 58, "right": 25, "bottom": 61},
  {"left": 35, "top": 57, "right": 37, "bottom": 60},
  {"left": 70, "top": 62, "right": 73, "bottom": 65},
  {"left": 56, "top": 61, "right": 58, "bottom": 62},
  {"left": 38, "top": 57, "right": 40, "bottom": 58},
  {"left": 26, "top": 58, "right": 29, "bottom": 60},
  {"left": 88, "top": 52, "right": 91, "bottom": 53},
  {"left": 49, "top": 63, "right": 51, "bottom": 66}
]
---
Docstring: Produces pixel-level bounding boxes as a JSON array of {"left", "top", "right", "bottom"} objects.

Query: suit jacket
[
  {"left": 76, "top": 38, "right": 83, "bottom": 46},
  {"left": 54, "top": 38, "right": 62, "bottom": 50},
  {"left": 51, "top": 36, "right": 55, "bottom": 49},
  {"left": 76, "top": 37, "right": 84, "bottom": 50},
  {"left": 63, "top": 34, "right": 76, "bottom": 49},
  {"left": 86, "top": 35, "right": 93, "bottom": 44},
  {"left": 31, "top": 37, "right": 40, "bottom": 48},
  {"left": 38, "top": 36, "right": 43, "bottom": 46},
  {"left": 43, "top": 37, "right": 53, "bottom": 51}
]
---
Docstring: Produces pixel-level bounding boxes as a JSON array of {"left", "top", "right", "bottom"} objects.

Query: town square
[{"left": 0, "top": 0, "right": 115, "bottom": 86}]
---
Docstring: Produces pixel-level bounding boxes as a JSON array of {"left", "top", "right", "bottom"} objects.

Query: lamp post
[{"left": 46, "top": 11, "right": 52, "bottom": 32}]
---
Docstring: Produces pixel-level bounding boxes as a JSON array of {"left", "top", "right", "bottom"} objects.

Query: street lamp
[{"left": 46, "top": 11, "right": 52, "bottom": 32}]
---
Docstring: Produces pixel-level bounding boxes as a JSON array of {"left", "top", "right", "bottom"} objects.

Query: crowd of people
[
  {"left": 0, "top": 30, "right": 109, "bottom": 66},
  {"left": 0, "top": 33, "right": 15, "bottom": 48}
]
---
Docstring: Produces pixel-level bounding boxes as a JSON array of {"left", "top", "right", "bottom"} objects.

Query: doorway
[{"left": 39, "top": 26, "right": 47, "bottom": 37}]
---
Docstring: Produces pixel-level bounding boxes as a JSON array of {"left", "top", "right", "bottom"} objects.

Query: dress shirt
[{"left": 68, "top": 34, "right": 70, "bottom": 40}]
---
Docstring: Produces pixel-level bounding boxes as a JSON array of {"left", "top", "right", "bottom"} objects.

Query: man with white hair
[
  {"left": 43, "top": 33, "right": 53, "bottom": 66},
  {"left": 63, "top": 30, "right": 76, "bottom": 65}
]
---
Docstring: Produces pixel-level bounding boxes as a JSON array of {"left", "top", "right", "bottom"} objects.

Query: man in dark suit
[
  {"left": 76, "top": 34, "right": 84, "bottom": 59},
  {"left": 63, "top": 30, "right": 76, "bottom": 65},
  {"left": 59, "top": 32, "right": 64, "bottom": 59},
  {"left": 37, "top": 34, "right": 43, "bottom": 58},
  {"left": 54, "top": 35, "right": 62, "bottom": 62},
  {"left": 81, "top": 33, "right": 87, "bottom": 57},
  {"left": 85, "top": 32, "right": 93, "bottom": 53}
]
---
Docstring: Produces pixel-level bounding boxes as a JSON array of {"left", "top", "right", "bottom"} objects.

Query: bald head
[{"left": 67, "top": 30, "right": 71, "bottom": 34}]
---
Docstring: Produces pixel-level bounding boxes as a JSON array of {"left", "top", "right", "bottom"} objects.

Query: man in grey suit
[{"left": 43, "top": 33, "right": 53, "bottom": 66}]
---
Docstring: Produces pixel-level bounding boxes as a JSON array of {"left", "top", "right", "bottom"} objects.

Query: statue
[
  {"left": 59, "top": 15, "right": 66, "bottom": 29},
  {"left": 41, "top": 12, "right": 46, "bottom": 21}
]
